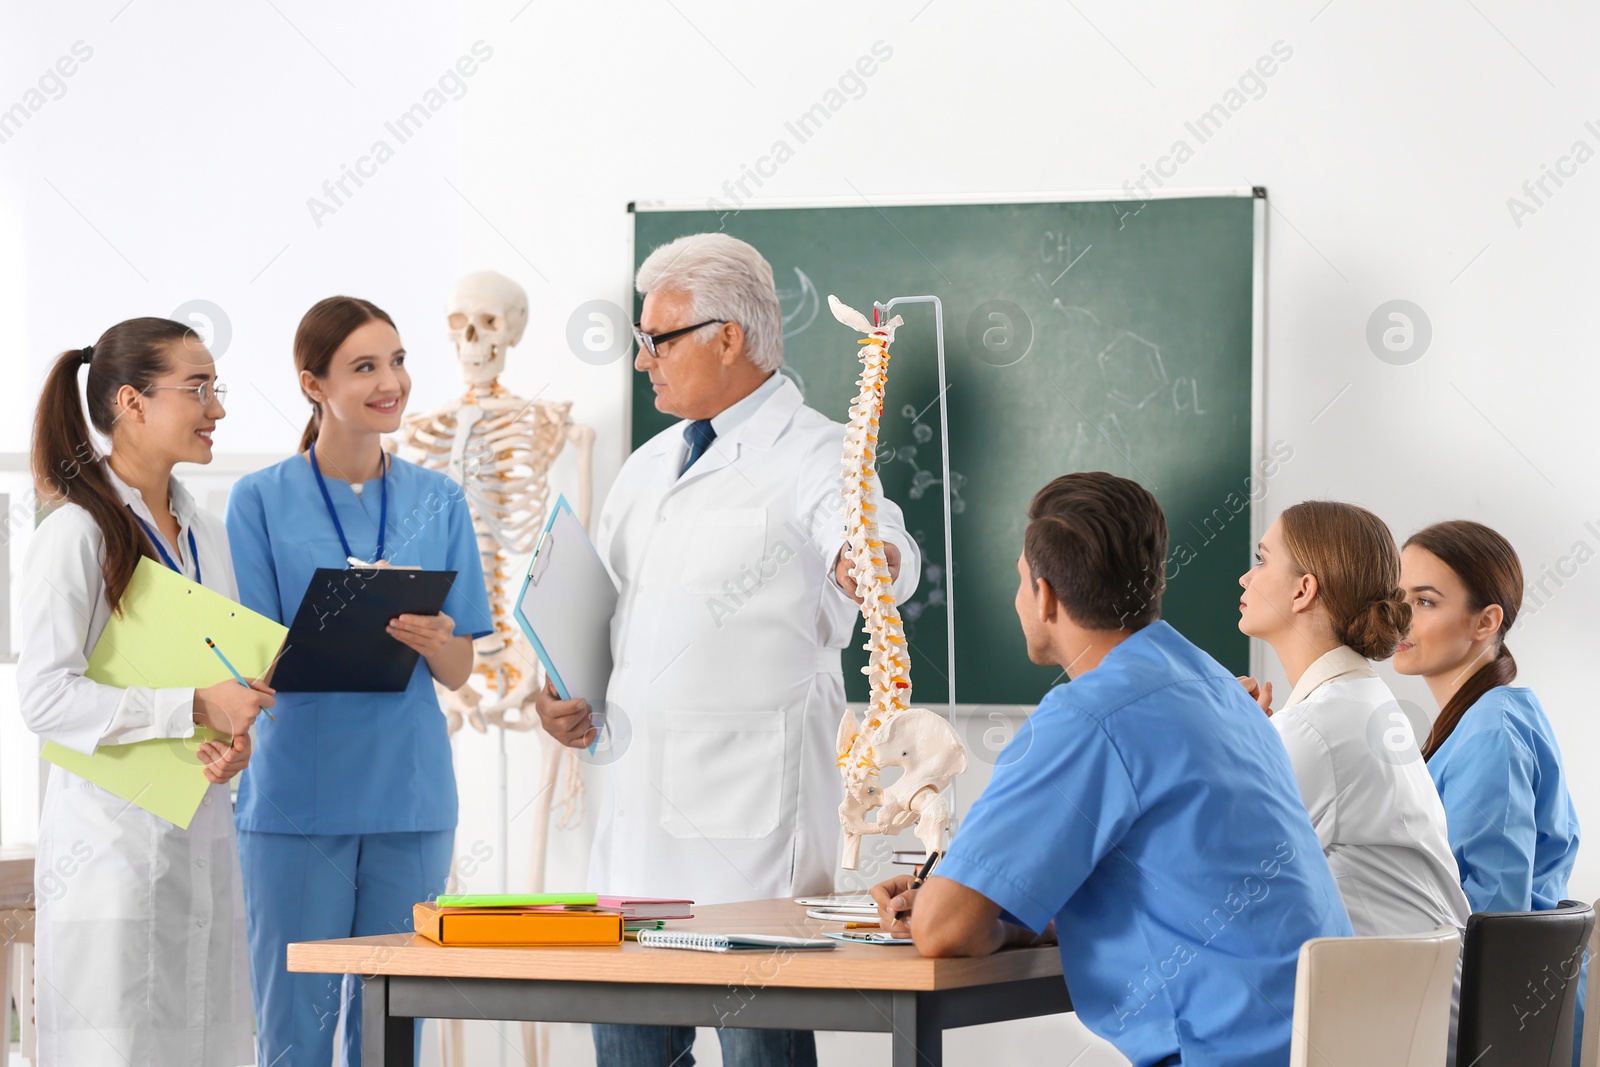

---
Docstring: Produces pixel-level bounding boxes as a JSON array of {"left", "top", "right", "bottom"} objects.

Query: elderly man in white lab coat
[{"left": 535, "top": 232, "right": 918, "bottom": 1067}]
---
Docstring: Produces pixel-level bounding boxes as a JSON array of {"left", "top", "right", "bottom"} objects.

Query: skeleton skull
[{"left": 447, "top": 271, "right": 529, "bottom": 386}]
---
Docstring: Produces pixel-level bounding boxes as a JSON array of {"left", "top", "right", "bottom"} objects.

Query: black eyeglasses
[{"left": 632, "top": 319, "right": 727, "bottom": 359}]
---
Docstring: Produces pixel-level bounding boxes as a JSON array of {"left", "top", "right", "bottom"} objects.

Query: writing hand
[
  {"left": 193, "top": 679, "right": 275, "bottom": 735},
  {"left": 870, "top": 874, "right": 917, "bottom": 937}
]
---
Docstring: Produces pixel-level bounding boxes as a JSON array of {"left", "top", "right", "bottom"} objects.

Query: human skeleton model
[
  {"left": 398, "top": 271, "right": 596, "bottom": 1067},
  {"left": 828, "top": 296, "right": 967, "bottom": 870},
  {"left": 400, "top": 271, "right": 595, "bottom": 736}
]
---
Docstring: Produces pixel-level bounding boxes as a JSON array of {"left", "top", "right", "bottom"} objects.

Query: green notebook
[
  {"left": 434, "top": 893, "right": 600, "bottom": 908},
  {"left": 40, "top": 558, "right": 289, "bottom": 829}
]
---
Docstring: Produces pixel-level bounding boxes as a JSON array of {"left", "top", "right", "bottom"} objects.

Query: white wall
[{"left": 6, "top": 0, "right": 1600, "bottom": 1064}]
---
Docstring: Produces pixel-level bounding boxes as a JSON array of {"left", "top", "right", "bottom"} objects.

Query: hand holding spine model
[{"left": 829, "top": 295, "right": 967, "bottom": 871}]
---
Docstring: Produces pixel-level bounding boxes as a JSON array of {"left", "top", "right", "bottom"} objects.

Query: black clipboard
[{"left": 271, "top": 567, "right": 458, "bottom": 693}]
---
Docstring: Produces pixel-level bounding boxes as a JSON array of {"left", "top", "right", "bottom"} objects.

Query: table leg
[
  {"left": 1, "top": 941, "right": 11, "bottom": 1067},
  {"left": 890, "top": 990, "right": 942, "bottom": 1067},
  {"left": 17, "top": 945, "right": 32, "bottom": 1065},
  {"left": 361, "top": 975, "right": 415, "bottom": 1067}
]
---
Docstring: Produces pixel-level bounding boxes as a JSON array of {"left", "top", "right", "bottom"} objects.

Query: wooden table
[
  {"left": 0, "top": 849, "right": 31, "bottom": 911},
  {"left": 289, "top": 897, "right": 1070, "bottom": 1066}
]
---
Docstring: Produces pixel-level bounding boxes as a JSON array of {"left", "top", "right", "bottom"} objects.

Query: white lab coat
[
  {"left": 15, "top": 466, "right": 252, "bottom": 1067},
  {"left": 1274, "top": 646, "right": 1471, "bottom": 937},
  {"left": 588, "top": 377, "right": 919, "bottom": 905}
]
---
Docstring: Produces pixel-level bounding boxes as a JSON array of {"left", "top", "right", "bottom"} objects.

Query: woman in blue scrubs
[
  {"left": 1396, "top": 520, "right": 1583, "bottom": 1065},
  {"left": 226, "top": 296, "right": 492, "bottom": 1067},
  {"left": 1395, "top": 521, "right": 1580, "bottom": 915},
  {"left": 1394, "top": 520, "right": 1579, "bottom": 913}
]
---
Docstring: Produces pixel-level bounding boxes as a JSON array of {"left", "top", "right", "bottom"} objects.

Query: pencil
[
  {"left": 205, "top": 637, "right": 276, "bottom": 722},
  {"left": 895, "top": 850, "right": 941, "bottom": 920}
]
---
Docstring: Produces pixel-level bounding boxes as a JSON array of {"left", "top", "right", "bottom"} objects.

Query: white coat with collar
[
  {"left": 589, "top": 376, "right": 919, "bottom": 905},
  {"left": 1273, "top": 645, "right": 1471, "bottom": 938},
  {"left": 15, "top": 466, "right": 252, "bottom": 1067}
]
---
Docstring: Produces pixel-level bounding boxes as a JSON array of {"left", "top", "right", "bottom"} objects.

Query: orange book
[{"left": 413, "top": 901, "right": 624, "bottom": 946}]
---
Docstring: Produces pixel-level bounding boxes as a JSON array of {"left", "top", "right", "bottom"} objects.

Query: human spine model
[{"left": 828, "top": 295, "right": 967, "bottom": 870}]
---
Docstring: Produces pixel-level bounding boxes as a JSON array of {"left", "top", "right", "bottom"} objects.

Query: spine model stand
[{"left": 829, "top": 295, "right": 967, "bottom": 871}]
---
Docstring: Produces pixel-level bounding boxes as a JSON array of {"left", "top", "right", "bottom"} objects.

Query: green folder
[{"left": 40, "top": 557, "right": 289, "bottom": 829}]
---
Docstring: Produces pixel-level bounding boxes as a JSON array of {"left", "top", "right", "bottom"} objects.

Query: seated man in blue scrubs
[{"left": 872, "top": 472, "right": 1353, "bottom": 1067}]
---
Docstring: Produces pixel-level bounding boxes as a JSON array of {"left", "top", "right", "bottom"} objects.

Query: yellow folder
[{"left": 40, "top": 557, "right": 289, "bottom": 829}]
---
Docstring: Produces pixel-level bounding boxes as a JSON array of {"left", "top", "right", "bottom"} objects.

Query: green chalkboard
[{"left": 632, "top": 195, "right": 1259, "bottom": 705}]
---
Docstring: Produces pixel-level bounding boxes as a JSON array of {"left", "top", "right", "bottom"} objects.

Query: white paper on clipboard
[{"left": 513, "top": 495, "right": 619, "bottom": 708}]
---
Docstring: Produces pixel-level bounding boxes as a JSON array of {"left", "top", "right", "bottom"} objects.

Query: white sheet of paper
[
  {"left": 793, "top": 895, "right": 877, "bottom": 908},
  {"left": 513, "top": 496, "right": 619, "bottom": 707}
]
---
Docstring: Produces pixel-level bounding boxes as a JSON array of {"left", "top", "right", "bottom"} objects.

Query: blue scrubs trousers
[
  {"left": 594, "top": 1024, "right": 816, "bottom": 1066},
  {"left": 238, "top": 829, "right": 453, "bottom": 1067}
]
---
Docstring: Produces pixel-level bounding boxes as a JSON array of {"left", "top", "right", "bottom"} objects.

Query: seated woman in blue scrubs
[
  {"left": 1394, "top": 520, "right": 1579, "bottom": 912},
  {"left": 226, "top": 296, "right": 492, "bottom": 1067},
  {"left": 1401, "top": 521, "right": 1585, "bottom": 1066},
  {"left": 873, "top": 473, "right": 1351, "bottom": 1067}
]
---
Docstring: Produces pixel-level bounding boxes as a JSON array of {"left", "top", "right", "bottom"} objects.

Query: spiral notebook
[{"left": 634, "top": 930, "right": 835, "bottom": 953}]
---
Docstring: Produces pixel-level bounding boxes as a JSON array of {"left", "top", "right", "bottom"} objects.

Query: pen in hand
[
  {"left": 205, "top": 637, "right": 276, "bottom": 722},
  {"left": 896, "top": 850, "right": 941, "bottom": 921}
]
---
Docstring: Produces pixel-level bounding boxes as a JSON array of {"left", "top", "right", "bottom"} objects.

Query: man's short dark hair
[{"left": 1024, "top": 471, "right": 1168, "bottom": 631}]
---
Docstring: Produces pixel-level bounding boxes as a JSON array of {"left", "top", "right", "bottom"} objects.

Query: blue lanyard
[
  {"left": 131, "top": 512, "right": 201, "bottom": 585},
  {"left": 307, "top": 446, "right": 389, "bottom": 565}
]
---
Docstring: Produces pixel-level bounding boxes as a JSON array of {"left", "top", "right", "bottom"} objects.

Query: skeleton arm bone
[{"left": 567, "top": 424, "right": 596, "bottom": 530}]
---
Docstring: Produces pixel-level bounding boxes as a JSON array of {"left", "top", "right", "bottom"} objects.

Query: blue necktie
[{"left": 680, "top": 419, "right": 717, "bottom": 477}]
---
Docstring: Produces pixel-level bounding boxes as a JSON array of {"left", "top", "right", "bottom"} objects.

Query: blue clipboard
[{"left": 511, "top": 496, "right": 619, "bottom": 746}]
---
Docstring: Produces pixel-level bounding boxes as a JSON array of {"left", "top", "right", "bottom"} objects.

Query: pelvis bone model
[{"left": 829, "top": 295, "right": 967, "bottom": 871}]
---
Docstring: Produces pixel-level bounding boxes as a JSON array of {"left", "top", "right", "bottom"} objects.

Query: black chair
[{"left": 1457, "top": 899, "right": 1594, "bottom": 1067}]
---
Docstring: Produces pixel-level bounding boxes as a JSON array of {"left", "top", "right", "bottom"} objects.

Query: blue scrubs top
[
  {"left": 936, "top": 621, "right": 1352, "bottom": 1067},
  {"left": 1428, "top": 686, "right": 1579, "bottom": 913},
  {"left": 225, "top": 454, "right": 493, "bottom": 835}
]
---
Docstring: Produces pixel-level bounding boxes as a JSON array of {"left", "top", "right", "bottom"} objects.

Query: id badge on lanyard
[
  {"left": 131, "top": 512, "right": 201, "bottom": 583},
  {"left": 308, "top": 447, "right": 389, "bottom": 567}
]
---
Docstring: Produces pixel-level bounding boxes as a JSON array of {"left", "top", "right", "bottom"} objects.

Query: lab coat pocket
[
  {"left": 681, "top": 508, "right": 767, "bottom": 595},
  {"left": 659, "top": 709, "right": 784, "bottom": 840}
]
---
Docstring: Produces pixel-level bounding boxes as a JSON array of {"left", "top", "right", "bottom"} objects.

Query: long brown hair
[
  {"left": 1279, "top": 500, "right": 1412, "bottom": 660},
  {"left": 294, "top": 296, "right": 397, "bottom": 451},
  {"left": 1405, "top": 520, "right": 1522, "bottom": 758},
  {"left": 31, "top": 317, "right": 199, "bottom": 613}
]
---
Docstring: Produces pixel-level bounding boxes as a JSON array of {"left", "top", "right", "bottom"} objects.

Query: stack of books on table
[{"left": 413, "top": 893, "right": 694, "bottom": 947}]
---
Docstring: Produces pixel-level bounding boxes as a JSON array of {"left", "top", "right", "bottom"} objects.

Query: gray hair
[{"left": 635, "top": 233, "right": 784, "bottom": 371}]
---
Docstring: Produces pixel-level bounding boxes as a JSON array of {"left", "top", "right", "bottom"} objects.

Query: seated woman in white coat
[{"left": 1237, "top": 500, "right": 1469, "bottom": 937}]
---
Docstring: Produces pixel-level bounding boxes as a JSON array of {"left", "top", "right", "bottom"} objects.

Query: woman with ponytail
[
  {"left": 224, "top": 297, "right": 491, "bottom": 1067},
  {"left": 1236, "top": 501, "right": 1469, "bottom": 938},
  {"left": 1395, "top": 522, "right": 1578, "bottom": 913},
  {"left": 17, "top": 319, "right": 274, "bottom": 1065}
]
